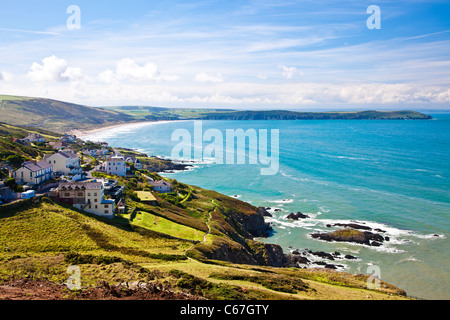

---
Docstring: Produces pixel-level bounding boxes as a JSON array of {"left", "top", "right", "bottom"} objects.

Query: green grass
[
  {"left": 0, "top": 198, "right": 409, "bottom": 299},
  {"left": 0, "top": 199, "right": 191, "bottom": 262},
  {"left": 130, "top": 211, "right": 205, "bottom": 242}
]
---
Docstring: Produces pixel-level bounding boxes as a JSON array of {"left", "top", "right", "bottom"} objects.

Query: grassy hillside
[
  {"left": 0, "top": 95, "right": 134, "bottom": 132},
  {"left": 0, "top": 197, "right": 407, "bottom": 300},
  {"left": 0, "top": 122, "right": 61, "bottom": 176}
]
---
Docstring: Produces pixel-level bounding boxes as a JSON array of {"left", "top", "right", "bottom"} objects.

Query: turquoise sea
[{"left": 83, "top": 114, "right": 450, "bottom": 299}]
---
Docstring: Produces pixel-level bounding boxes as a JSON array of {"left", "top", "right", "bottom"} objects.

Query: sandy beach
[{"left": 72, "top": 120, "right": 186, "bottom": 139}]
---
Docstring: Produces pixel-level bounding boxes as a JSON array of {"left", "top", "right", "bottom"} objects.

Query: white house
[
  {"left": 56, "top": 181, "right": 115, "bottom": 218},
  {"left": 105, "top": 155, "right": 126, "bottom": 176},
  {"left": 150, "top": 180, "right": 173, "bottom": 193},
  {"left": 13, "top": 160, "right": 54, "bottom": 185},
  {"left": 21, "top": 133, "right": 45, "bottom": 143},
  {"left": 125, "top": 156, "right": 142, "bottom": 170},
  {"left": 44, "top": 151, "right": 82, "bottom": 176},
  {"left": 82, "top": 148, "right": 109, "bottom": 157},
  {"left": 61, "top": 134, "right": 76, "bottom": 143}
]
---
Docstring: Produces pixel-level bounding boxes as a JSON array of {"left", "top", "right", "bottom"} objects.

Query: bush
[
  {"left": 64, "top": 252, "right": 129, "bottom": 265},
  {"left": 168, "top": 269, "right": 247, "bottom": 299},
  {"left": 6, "top": 154, "right": 30, "bottom": 170}
]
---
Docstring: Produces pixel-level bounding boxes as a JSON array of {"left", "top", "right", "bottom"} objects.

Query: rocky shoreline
[{"left": 256, "top": 207, "right": 393, "bottom": 270}]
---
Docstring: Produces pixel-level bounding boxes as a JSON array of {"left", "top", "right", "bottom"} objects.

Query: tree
[
  {"left": 6, "top": 154, "right": 29, "bottom": 170},
  {"left": 4, "top": 178, "right": 16, "bottom": 188}
]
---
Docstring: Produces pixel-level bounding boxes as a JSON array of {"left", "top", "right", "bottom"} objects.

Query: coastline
[
  {"left": 72, "top": 120, "right": 382, "bottom": 269},
  {"left": 71, "top": 120, "right": 158, "bottom": 138},
  {"left": 68, "top": 117, "right": 448, "bottom": 299}
]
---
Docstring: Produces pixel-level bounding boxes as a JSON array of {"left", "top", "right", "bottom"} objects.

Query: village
[{"left": 0, "top": 132, "right": 174, "bottom": 218}]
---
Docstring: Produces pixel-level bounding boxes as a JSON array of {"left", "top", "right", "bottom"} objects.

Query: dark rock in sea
[
  {"left": 325, "top": 264, "right": 337, "bottom": 269},
  {"left": 311, "top": 228, "right": 385, "bottom": 246},
  {"left": 375, "top": 228, "right": 386, "bottom": 233},
  {"left": 257, "top": 207, "right": 273, "bottom": 217},
  {"left": 286, "top": 212, "right": 309, "bottom": 220},
  {"left": 310, "top": 251, "right": 335, "bottom": 260},
  {"left": 274, "top": 208, "right": 281, "bottom": 212},
  {"left": 344, "top": 254, "right": 358, "bottom": 260},
  {"left": 384, "top": 236, "right": 390, "bottom": 241},
  {"left": 333, "top": 251, "right": 341, "bottom": 256},
  {"left": 326, "top": 224, "right": 331, "bottom": 228},
  {"left": 370, "top": 241, "right": 382, "bottom": 247},
  {"left": 333, "top": 223, "right": 372, "bottom": 231},
  {"left": 291, "top": 249, "right": 300, "bottom": 255},
  {"left": 286, "top": 254, "right": 310, "bottom": 266}
]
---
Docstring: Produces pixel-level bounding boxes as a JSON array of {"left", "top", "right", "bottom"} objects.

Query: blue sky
[{"left": 0, "top": 0, "right": 449, "bottom": 109}]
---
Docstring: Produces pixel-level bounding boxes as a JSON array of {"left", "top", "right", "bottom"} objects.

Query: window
[
  {"left": 64, "top": 193, "right": 70, "bottom": 197},
  {"left": 105, "top": 210, "right": 109, "bottom": 214},
  {"left": 77, "top": 192, "right": 83, "bottom": 196},
  {"left": 94, "top": 199, "right": 98, "bottom": 202},
  {"left": 87, "top": 193, "right": 91, "bottom": 196},
  {"left": 95, "top": 205, "right": 98, "bottom": 209}
]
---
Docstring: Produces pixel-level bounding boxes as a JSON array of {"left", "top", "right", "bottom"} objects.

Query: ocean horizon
[{"left": 82, "top": 114, "right": 450, "bottom": 300}]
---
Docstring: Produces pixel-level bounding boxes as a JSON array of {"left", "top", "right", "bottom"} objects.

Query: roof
[
  {"left": 44, "top": 151, "right": 78, "bottom": 160},
  {"left": 150, "top": 180, "right": 172, "bottom": 187},
  {"left": 59, "top": 151, "right": 78, "bottom": 159},
  {"left": 49, "top": 141, "right": 64, "bottom": 148},
  {"left": 135, "top": 191, "right": 157, "bottom": 202},
  {"left": 24, "top": 133, "right": 44, "bottom": 140},
  {"left": 106, "top": 155, "right": 125, "bottom": 161},
  {"left": 21, "top": 160, "right": 53, "bottom": 172},
  {"left": 58, "top": 181, "right": 102, "bottom": 190}
]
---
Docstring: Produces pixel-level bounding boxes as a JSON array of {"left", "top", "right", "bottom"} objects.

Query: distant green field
[{"left": 130, "top": 211, "right": 205, "bottom": 242}]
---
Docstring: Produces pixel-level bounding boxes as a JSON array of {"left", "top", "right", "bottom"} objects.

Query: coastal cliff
[{"left": 184, "top": 190, "right": 288, "bottom": 267}]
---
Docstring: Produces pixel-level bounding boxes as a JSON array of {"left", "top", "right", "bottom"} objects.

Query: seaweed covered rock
[{"left": 311, "top": 228, "right": 385, "bottom": 246}]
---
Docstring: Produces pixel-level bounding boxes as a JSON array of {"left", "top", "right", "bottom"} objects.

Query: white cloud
[
  {"left": 27, "top": 55, "right": 83, "bottom": 82},
  {"left": 0, "top": 71, "right": 13, "bottom": 82},
  {"left": 98, "top": 58, "right": 178, "bottom": 83},
  {"left": 280, "top": 65, "right": 303, "bottom": 79},
  {"left": 194, "top": 72, "right": 224, "bottom": 83}
]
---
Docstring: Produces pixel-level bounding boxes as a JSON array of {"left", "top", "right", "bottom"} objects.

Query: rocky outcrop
[
  {"left": 257, "top": 207, "right": 272, "bottom": 217},
  {"left": 242, "top": 208, "right": 272, "bottom": 238},
  {"left": 332, "top": 223, "right": 386, "bottom": 233},
  {"left": 193, "top": 237, "right": 288, "bottom": 267},
  {"left": 311, "top": 228, "right": 386, "bottom": 246},
  {"left": 332, "top": 223, "right": 372, "bottom": 231},
  {"left": 284, "top": 248, "right": 359, "bottom": 270},
  {"left": 286, "top": 212, "right": 309, "bottom": 220}
]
